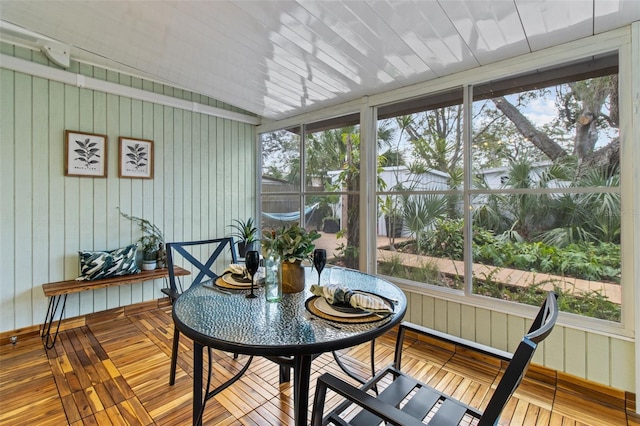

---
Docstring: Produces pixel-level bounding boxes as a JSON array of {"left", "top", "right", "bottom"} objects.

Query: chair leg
[
  {"left": 311, "top": 376, "right": 329, "bottom": 426},
  {"left": 169, "top": 325, "right": 180, "bottom": 386}
]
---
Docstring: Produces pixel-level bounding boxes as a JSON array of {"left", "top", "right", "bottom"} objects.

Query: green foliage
[
  {"left": 402, "top": 194, "right": 447, "bottom": 253},
  {"left": 261, "top": 222, "right": 320, "bottom": 263},
  {"left": 473, "top": 158, "right": 621, "bottom": 248},
  {"left": 377, "top": 254, "right": 405, "bottom": 276},
  {"left": 228, "top": 218, "right": 258, "bottom": 244},
  {"left": 425, "top": 218, "right": 464, "bottom": 259},
  {"left": 472, "top": 271, "right": 620, "bottom": 321},
  {"left": 472, "top": 240, "right": 619, "bottom": 283},
  {"left": 117, "top": 208, "right": 164, "bottom": 258},
  {"left": 472, "top": 226, "right": 496, "bottom": 246},
  {"left": 334, "top": 241, "right": 359, "bottom": 266},
  {"left": 422, "top": 218, "right": 496, "bottom": 261},
  {"left": 414, "top": 215, "right": 621, "bottom": 282},
  {"left": 554, "top": 287, "right": 620, "bottom": 321},
  {"left": 378, "top": 255, "right": 455, "bottom": 288},
  {"left": 379, "top": 256, "right": 620, "bottom": 321},
  {"left": 397, "top": 214, "right": 621, "bottom": 320},
  {"left": 379, "top": 148, "right": 406, "bottom": 167}
]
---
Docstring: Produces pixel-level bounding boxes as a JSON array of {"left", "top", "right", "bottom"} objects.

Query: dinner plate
[
  {"left": 221, "top": 274, "right": 253, "bottom": 287},
  {"left": 314, "top": 297, "right": 371, "bottom": 318},
  {"left": 329, "top": 303, "right": 365, "bottom": 314}
]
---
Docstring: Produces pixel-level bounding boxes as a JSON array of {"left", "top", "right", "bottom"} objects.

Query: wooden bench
[{"left": 41, "top": 266, "right": 190, "bottom": 349}]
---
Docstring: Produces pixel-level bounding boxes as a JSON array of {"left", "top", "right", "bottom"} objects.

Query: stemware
[
  {"left": 245, "top": 250, "right": 260, "bottom": 299},
  {"left": 313, "top": 249, "right": 327, "bottom": 285}
]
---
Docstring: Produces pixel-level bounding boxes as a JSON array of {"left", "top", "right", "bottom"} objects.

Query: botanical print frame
[
  {"left": 64, "top": 130, "right": 108, "bottom": 177},
  {"left": 118, "top": 137, "right": 154, "bottom": 179}
]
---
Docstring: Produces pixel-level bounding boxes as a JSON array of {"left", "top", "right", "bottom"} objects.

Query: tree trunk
[
  {"left": 493, "top": 96, "right": 619, "bottom": 173},
  {"left": 493, "top": 96, "right": 568, "bottom": 161},
  {"left": 344, "top": 134, "right": 359, "bottom": 269},
  {"left": 574, "top": 109, "right": 598, "bottom": 158},
  {"left": 579, "top": 138, "right": 620, "bottom": 176}
]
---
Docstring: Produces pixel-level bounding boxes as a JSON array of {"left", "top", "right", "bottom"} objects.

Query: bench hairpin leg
[{"left": 41, "top": 294, "right": 68, "bottom": 349}]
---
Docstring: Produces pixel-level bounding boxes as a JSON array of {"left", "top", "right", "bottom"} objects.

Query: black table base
[
  {"left": 193, "top": 342, "right": 254, "bottom": 426},
  {"left": 191, "top": 344, "right": 375, "bottom": 426}
]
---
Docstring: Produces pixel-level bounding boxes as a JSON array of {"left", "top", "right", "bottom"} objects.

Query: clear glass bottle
[{"left": 264, "top": 250, "right": 282, "bottom": 302}]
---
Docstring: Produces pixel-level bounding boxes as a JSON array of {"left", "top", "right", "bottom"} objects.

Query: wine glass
[
  {"left": 245, "top": 250, "right": 260, "bottom": 299},
  {"left": 313, "top": 249, "right": 327, "bottom": 285}
]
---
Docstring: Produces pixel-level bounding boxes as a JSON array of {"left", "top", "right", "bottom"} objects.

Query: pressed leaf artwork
[
  {"left": 65, "top": 130, "right": 107, "bottom": 177},
  {"left": 119, "top": 137, "right": 153, "bottom": 178},
  {"left": 74, "top": 138, "right": 101, "bottom": 167},
  {"left": 126, "top": 144, "right": 148, "bottom": 170}
]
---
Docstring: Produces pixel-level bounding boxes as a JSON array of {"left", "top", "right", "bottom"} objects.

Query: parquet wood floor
[{"left": 1, "top": 306, "right": 637, "bottom": 425}]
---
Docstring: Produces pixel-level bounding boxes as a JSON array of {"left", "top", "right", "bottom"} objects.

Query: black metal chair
[
  {"left": 162, "top": 237, "right": 238, "bottom": 385},
  {"left": 311, "top": 291, "right": 558, "bottom": 426}
]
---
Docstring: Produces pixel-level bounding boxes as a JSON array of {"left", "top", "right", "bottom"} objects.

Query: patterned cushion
[{"left": 77, "top": 244, "right": 140, "bottom": 281}]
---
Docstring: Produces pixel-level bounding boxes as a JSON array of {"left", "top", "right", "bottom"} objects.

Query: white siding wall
[
  {"left": 403, "top": 291, "right": 635, "bottom": 392},
  {"left": 0, "top": 44, "right": 256, "bottom": 332}
]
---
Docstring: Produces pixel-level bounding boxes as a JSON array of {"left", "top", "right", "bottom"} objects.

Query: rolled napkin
[
  {"left": 223, "top": 264, "right": 252, "bottom": 281},
  {"left": 310, "top": 284, "right": 393, "bottom": 314}
]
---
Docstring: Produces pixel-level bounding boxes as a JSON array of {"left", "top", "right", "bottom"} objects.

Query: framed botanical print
[
  {"left": 64, "top": 130, "right": 108, "bottom": 177},
  {"left": 118, "top": 137, "right": 154, "bottom": 179}
]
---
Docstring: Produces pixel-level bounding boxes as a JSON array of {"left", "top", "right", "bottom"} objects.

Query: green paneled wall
[
  {"left": 0, "top": 45, "right": 256, "bottom": 331},
  {"left": 403, "top": 291, "right": 635, "bottom": 392}
]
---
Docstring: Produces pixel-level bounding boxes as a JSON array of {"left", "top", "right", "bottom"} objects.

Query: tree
[
  {"left": 492, "top": 96, "right": 568, "bottom": 161},
  {"left": 261, "top": 129, "right": 300, "bottom": 179},
  {"left": 306, "top": 128, "right": 344, "bottom": 188},
  {"left": 491, "top": 75, "right": 619, "bottom": 173},
  {"left": 306, "top": 123, "right": 397, "bottom": 268},
  {"left": 341, "top": 131, "right": 360, "bottom": 268},
  {"left": 402, "top": 107, "right": 463, "bottom": 176}
]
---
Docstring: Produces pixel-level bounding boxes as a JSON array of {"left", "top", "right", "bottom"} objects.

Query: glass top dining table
[{"left": 172, "top": 266, "right": 407, "bottom": 426}]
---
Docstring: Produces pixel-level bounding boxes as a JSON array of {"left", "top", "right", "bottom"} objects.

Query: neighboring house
[{"left": 475, "top": 161, "right": 554, "bottom": 188}]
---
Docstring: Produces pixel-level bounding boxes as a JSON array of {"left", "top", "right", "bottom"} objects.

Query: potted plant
[
  {"left": 311, "top": 199, "right": 334, "bottom": 230},
  {"left": 380, "top": 195, "right": 403, "bottom": 243},
  {"left": 322, "top": 216, "right": 340, "bottom": 233},
  {"left": 384, "top": 212, "right": 403, "bottom": 238},
  {"left": 229, "top": 217, "right": 259, "bottom": 258},
  {"left": 118, "top": 208, "right": 164, "bottom": 270},
  {"left": 262, "top": 222, "right": 320, "bottom": 293}
]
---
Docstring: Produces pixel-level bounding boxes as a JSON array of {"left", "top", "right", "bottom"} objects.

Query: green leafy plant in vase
[{"left": 261, "top": 222, "right": 320, "bottom": 293}]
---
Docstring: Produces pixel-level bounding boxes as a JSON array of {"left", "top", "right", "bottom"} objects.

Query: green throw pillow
[{"left": 77, "top": 244, "right": 140, "bottom": 281}]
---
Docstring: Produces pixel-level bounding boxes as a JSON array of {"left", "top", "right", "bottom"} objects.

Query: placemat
[{"left": 305, "top": 293, "right": 393, "bottom": 324}]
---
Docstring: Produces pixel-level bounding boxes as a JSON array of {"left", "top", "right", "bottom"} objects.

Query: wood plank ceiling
[{"left": 0, "top": 0, "right": 638, "bottom": 122}]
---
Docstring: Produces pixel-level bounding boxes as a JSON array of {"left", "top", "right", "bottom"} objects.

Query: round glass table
[{"left": 172, "top": 266, "right": 407, "bottom": 426}]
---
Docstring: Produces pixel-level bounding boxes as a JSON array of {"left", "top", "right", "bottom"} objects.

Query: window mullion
[{"left": 463, "top": 84, "right": 473, "bottom": 296}]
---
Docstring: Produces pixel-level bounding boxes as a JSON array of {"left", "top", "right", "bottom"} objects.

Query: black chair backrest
[
  {"left": 166, "top": 237, "right": 238, "bottom": 295},
  {"left": 478, "top": 292, "right": 558, "bottom": 425}
]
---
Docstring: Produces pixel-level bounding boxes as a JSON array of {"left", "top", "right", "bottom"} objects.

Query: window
[
  {"left": 260, "top": 117, "right": 361, "bottom": 269},
  {"left": 376, "top": 89, "right": 465, "bottom": 290},
  {"left": 471, "top": 54, "right": 620, "bottom": 321},
  {"left": 375, "top": 54, "right": 621, "bottom": 322},
  {"left": 261, "top": 127, "right": 302, "bottom": 233},
  {"left": 260, "top": 53, "right": 622, "bottom": 323}
]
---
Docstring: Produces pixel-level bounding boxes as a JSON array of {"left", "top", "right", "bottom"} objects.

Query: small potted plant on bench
[{"left": 118, "top": 208, "right": 164, "bottom": 270}]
